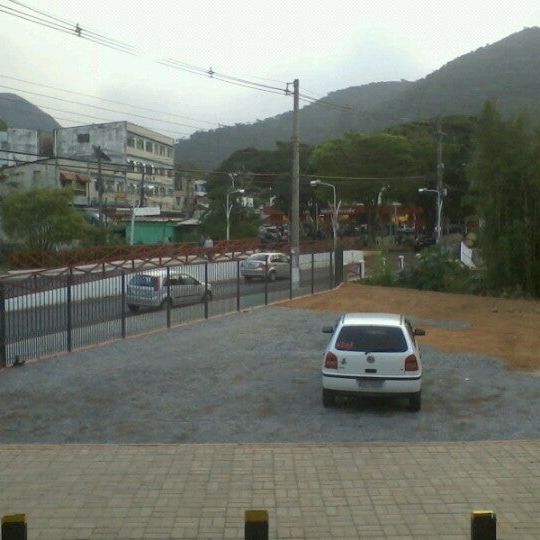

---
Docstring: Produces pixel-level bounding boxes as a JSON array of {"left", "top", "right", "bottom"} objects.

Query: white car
[
  {"left": 126, "top": 269, "right": 212, "bottom": 312},
  {"left": 321, "top": 313, "right": 425, "bottom": 411},
  {"left": 241, "top": 252, "right": 290, "bottom": 281}
]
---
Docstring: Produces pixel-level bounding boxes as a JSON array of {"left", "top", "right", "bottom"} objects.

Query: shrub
[{"left": 397, "top": 246, "right": 486, "bottom": 294}]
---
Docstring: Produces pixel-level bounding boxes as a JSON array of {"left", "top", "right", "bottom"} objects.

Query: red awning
[
  {"left": 60, "top": 171, "right": 78, "bottom": 182},
  {"left": 76, "top": 174, "right": 90, "bottom": 183}
]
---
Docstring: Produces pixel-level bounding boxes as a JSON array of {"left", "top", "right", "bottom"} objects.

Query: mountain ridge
[
  {"left": 0, "top": 93, "right": 61, "bottom": 132},
  {"left": 176, "top": 26, "right": 540, "bottom": 168}
]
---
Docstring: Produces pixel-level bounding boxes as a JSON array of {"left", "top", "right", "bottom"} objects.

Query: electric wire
[
  {"left": 7, "top": 0, "right": 137, "bottom": 49},
  {"left": 0, "top": 150, "right": 426, "bottom": 184},
  {"left": 0, "top": 84, "right": 206, "bottom": 131},
  {"left": 0, "top": 4, "right": 137, "bottom": 55},
  {"left": 0, "top": 75, "right": 218, "bottom": 126},
  {"left": 2, "top": 0, "right": 350, "bottom": 112}
]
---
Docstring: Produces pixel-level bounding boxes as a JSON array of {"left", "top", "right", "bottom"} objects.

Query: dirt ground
[{"left": 285, "top": 282, "right": 540, "bottom": 372}]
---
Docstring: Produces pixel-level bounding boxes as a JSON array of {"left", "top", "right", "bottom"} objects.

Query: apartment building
[
  {"left": 55, "top": 121, "right": 181, "bottom": 211},
  {"left": 0, "top": 128, "right": 53, "bottom": 167},
  {"left": 0, "top": 157, "right": 91, "bottom": 207}
]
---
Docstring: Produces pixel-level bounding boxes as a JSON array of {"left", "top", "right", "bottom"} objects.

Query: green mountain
[
  {"left": 0, "top": 93, "right": 61, "bottom": 132},
  {"left": 175, "top": 27, "right": 540, "bottom": 168}
]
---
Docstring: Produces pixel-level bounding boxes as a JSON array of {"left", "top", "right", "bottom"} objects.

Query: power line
[
  {"left": 0, "top": 95, "right": 192, "bottom": 138},
  {"left": 2, "top": 0, "right": 349, "bottom": 112},
  {"left": 0, "top": 149, "right": 426, "bottom": 183},
  {"left": 0, "top": 75, "right": 220, "bottom": 127},
  {"left": 0, "top": 83, "right": 210, "bottom": 131}
]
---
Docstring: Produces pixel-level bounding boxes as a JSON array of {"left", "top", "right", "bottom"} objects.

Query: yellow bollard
[
  {"left": 1, "top": 514, "right": 27, "bottom": 540},
  {"left": 471, "top": 510, "right": 496, "bottom": 540},
  {"left": 245, "top": 509, "right": 268, "bottom": 540}
]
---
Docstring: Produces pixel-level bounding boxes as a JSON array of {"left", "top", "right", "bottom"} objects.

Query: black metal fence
[{"left": 0, "top": 250, "right": 342, "bottom": 368}]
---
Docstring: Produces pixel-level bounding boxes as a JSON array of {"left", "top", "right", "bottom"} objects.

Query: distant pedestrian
[{"left": 203, "top": 235, "right": 214, "bottom": 260}]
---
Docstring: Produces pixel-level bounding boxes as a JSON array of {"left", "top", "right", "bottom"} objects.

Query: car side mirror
[
  {"left": 322, "top": 325, "right": 334, "bottom": 334},
  {"left": 413, "top": 328, "right": 426, "bottom": 336}
]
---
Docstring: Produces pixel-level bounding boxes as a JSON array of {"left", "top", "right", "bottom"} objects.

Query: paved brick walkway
[{"left": 0, "top": 441, "right": 538, "bottom": 539}]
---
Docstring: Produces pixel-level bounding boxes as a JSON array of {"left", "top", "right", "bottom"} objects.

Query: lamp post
[
  {"left": 391, "top": 201, "right": 402, "bottom": 234},
  {"left": 225, "top": 188, "right": 245, "bottom": 241},
  {"left": 418, "top": 187, "right": 446, "bottom": 243},
  {"left": 310, "top": 179, "right": 341, "bottom": 253}
]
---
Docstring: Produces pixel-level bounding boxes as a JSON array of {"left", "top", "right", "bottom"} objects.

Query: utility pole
[
  {"left": 96, "top": 146, "right": 104, "bottom": 226},
  {"left": 436, "top": 117, "right": 444, "bottom": 243},
  {"left": 290, "top": 78, "right": 300, "bottom": 285},
  {"left": 94, "top": 145, "right": 111, "bottom": 227},
  {"left": 139, "top": 169, "right": 145, "bottom": 208}
]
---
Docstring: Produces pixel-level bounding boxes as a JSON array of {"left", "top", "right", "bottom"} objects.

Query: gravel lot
[{"left": 0, "top": 305, "right": 539, "bottom": 444}]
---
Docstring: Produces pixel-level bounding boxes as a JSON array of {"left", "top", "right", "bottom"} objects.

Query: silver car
[
  {"left": 241, "top": 252, "right": 290, "bottom": 281},
  {"left": 321, "top": 313, "right": 425, "bottom": 411},
  {"left": 126, "top": 269, "right": 212, "bottom": 312}
]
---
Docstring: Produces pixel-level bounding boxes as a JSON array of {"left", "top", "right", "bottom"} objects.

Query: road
[{"left": 4, "top": 268, "right": 333, "bottom": 343}]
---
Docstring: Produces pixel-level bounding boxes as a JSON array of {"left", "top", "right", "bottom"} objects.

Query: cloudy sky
[{"left": 1, "top": 0, "right": 539, "bottom": 140}]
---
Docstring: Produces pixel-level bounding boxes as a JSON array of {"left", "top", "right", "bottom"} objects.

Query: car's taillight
[
  {"left": 154, "top": 277, "right": 161, "bottom": 291},
  {"left": 324, "top": 352, "right": 338, "bottom": 369},
  {"left": 404, "top": 354, "right": 419, "bottom": 371}
]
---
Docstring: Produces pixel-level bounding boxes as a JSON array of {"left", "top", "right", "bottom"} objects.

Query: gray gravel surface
[{"left": 0, "top": 306, "right": 538, "bottom": 443}]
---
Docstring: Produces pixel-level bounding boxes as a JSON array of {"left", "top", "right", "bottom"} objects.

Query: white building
[
  {"left": 0, "top": 128, "right": 53, "bottom": 167},
  {"left": 55, "top": 121, "right": 181, "bottom": 211}
]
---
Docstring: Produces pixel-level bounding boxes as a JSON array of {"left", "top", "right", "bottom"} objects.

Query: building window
[
  {"left": 136, "top": 138, "right": 144, "bottom": 150},
  {"left": 127, "top": 136, "right": 135, "bottom": 147},
  {"left": 145, "top": 141, "right": 153, "bottom": 152},
  {"left": 167, "top": 147, "right": 172, "bottom": 158},
  {"left": 77, "top": 133, "right": 90, "bottom": 143},
  {"left": 145, "top": 164, "right": 153, "bottom": 174},
  {"left": 127, "top": 160, "right": 135, "bottom": 171},
  {"left": 159, "top": 145, "right": 165, "bottom": 156}
]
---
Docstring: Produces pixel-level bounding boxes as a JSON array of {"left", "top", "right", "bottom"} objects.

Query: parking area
[
  {"left": 1, "top": 286, "right": 539, "bottom": 539},
  {"left": 0, "top": 303, "right": 538, "bottom": 444}
]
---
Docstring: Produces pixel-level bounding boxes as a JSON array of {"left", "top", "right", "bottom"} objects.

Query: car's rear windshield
[
  {"left": 335, "top": 325, "right": 407, "bottom": 352},
  {"left": 248, "top": 255, "right": 268, "bottom": 261},
  {"left": 130, "top": 275, "right": 158, "bottom": 287}
]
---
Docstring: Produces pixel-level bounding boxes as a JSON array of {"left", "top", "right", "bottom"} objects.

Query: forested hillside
[{"left": 175, "top": 27, "right": 540, "bottom": 168}]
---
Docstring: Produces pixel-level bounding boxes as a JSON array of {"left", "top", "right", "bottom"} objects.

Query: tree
[
  {"left": 468, "top": 101, "right": 540, "bottom": 296},
  {"left": 310, "top": 132, "right": 420, "bottom": 240},
  {"left": 0, "top": 188, "right": 99, "bottom": 251},
  {"left": 200, "top": 142, "right": 314, "bottom": 239}
]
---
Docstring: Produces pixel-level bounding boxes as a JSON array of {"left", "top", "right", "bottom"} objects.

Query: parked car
[
  {"left": 320, "top": 313, "right": 425, "bottom": 411},
  {"left": 241, "top": 252, "right": 290, "bottom": 281},
  {"left": 126, "top": 269, "right": 212, "bottom": 312},
  {"left": 257, "top": 226, "right": 283, "bottom": 244}
]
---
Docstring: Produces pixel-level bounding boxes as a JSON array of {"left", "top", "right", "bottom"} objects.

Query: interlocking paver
[{"left": 0, "top": 441, "right": 539, "bottom": 538}]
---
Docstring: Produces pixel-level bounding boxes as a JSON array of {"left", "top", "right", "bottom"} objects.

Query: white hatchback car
[
  {"left": 321, "top": 313, "right": 425, "bottom": 411},
  {"left": 126, "top": 269, "right": 212, "bottom": 312}
]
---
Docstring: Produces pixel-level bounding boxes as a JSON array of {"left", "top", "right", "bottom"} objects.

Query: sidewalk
[{"left": 1, "top": 440, "right": 538, "bottom": 539}]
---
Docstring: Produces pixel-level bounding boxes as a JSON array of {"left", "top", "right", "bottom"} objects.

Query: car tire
[
  {"left": 322, "top": 388, "right": 336, "bottom": 408},
  {"left": 268, "top": 271, "right": 276, "bottom": 282},
  {"left": 160, "top": 297, "right": 173, "bottom": 310},
  {"left": 409, "top": 391, "right": 421, "bottom": 412},
  {"left": 127, "top": 304, "right": 139, "bottom": 313}
]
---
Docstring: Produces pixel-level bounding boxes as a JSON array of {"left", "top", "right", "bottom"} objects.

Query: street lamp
[
  {"left": 418, "top": 187, "right": 447, "bottom": 243},
  {"left": 310, "top": 179, "right": 341, "bottom": 253},
  {"left": 225, "top": 188, "right": 245, "bottom": 241}
]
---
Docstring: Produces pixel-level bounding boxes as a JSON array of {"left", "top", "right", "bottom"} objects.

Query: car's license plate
[{"left": 356, "top": 378, "right": 383, "bottom": 388}]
